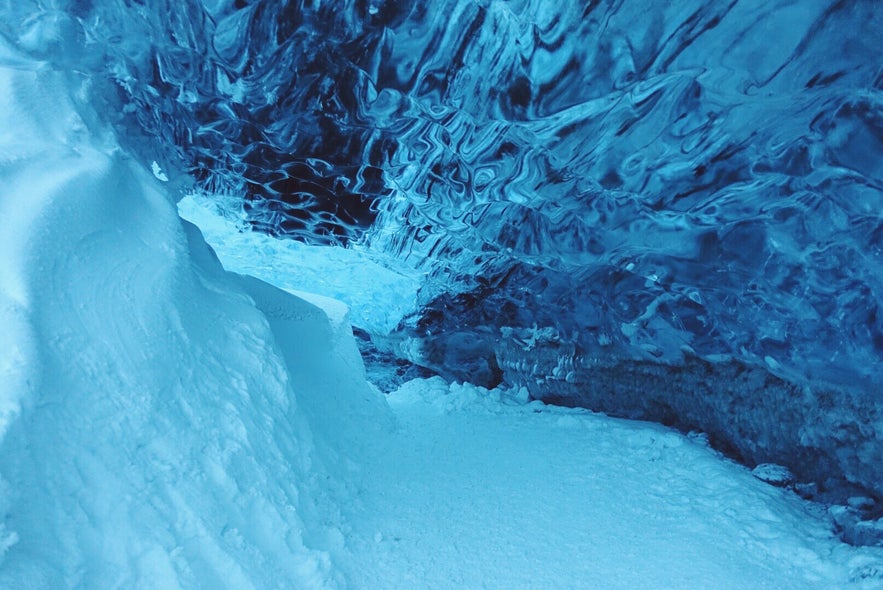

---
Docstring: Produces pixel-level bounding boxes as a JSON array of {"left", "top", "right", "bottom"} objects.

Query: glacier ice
[
  {"left": 6, "top": 1, "right": 883, "bottom": 585},
  {"left": 3, "top": 0, "right": 883, "bottom": 506}
]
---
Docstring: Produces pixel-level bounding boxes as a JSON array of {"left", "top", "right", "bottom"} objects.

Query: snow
[
  {"left": 177, "top": 193, "right": 422, "bottom": 335},
  {"left": 3, "top": 35, "right": 883, "bottom": 590},
  {"left": 0, "top": 60, "right": 346, "bottom": 588},
  {"left": 334, "top": 378, "right": 883, "bottom": 589}
]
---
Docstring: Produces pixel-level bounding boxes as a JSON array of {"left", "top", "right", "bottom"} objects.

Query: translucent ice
[{"left": 4, "top": 0, "right": 881, "bottom": 499}]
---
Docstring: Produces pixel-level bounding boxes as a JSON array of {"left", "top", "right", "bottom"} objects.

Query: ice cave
[{"left": 1, "top": 0, "right": 882, "bottom": 588}]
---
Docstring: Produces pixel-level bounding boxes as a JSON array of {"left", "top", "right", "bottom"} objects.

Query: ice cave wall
[{"left": 2, "top": 0, "right": 882, "bottom": 502}]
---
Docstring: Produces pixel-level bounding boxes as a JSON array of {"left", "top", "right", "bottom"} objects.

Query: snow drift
[{"left": 0, "top": 48, "right": 392, "bottom": 588}]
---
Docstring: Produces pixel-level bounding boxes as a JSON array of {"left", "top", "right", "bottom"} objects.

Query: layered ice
[{"left": 52, "top": 0, "right": 882, "bottom": 396}]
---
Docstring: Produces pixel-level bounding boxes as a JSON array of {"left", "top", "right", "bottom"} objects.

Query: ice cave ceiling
[
  {"left": 97, "top": 0, "right": 882, "bottom": 387},
  {"left": 6, "top": 0, "right": 882, "bottom": 498}
]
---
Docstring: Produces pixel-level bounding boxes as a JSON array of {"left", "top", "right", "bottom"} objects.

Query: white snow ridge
[{"left": 2, "top": 24, "right": 883, "bottom": 590}]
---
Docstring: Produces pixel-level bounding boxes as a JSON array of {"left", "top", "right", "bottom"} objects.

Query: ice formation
[
  {"left": 25, "top": 0, "right": 879, "bottom": 501},
  {"left": 56, "top": 0, "right": 881, "bottom": 396},
  {"left": 2, "top": 0, "right": 883, "bottom": 585}
]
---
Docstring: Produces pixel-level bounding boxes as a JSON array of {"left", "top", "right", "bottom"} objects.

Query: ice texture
[
  {"left": 36, "top": 0, "right": 879, "bottom": 389},
  {"left": 4, "top": 1, "right": 881, "bottom": 497},
  {"left": 8, "top": 2, "right": 883, "bottom": 583}
]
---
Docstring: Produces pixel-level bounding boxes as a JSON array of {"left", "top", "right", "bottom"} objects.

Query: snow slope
[
  {"left": 178, "top": 193, "right": 421, "bottom": 336},
  {"left": 186, "top": 194, "right": 883, "bottom": 589},
  {"left": 0, "top": 54, "right": 368, "bottom": 588}
]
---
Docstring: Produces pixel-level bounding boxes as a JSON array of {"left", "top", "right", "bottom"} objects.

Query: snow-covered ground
[
  {"left": 336, "top": 378, "right": 883, "bottom": 589},
  {"left": 3, "top": 38, "right": 883, "bottom": 590},
  {"left": 0, "top": 59, "right": 349, "bottom": 589}
]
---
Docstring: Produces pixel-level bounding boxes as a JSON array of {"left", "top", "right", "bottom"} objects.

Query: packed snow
[
  {"left": 177, "top": 193, "right": 422, "bottom": 336},
  {"left": 3, "top": 28, "right": 883, "bottom": 590},
  {"left": 336, "top": 379, "right": 883, "bottom": 589},
  {"left": 0, "top": 60, "right": 346, "bottom": 589}
]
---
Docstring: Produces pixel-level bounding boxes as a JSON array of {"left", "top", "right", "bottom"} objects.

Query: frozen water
[
  {"left": 5, "top": 0, "right": 881, "bottom": 501},
  {"left": 52, "top": 0, "right": 881, "bottom": 500},
  {"left": 43, "top": 0, "right": 881, "bottom": 398},
  {"left": 3, "top": 1, "right": 883, "bottom": 586}
]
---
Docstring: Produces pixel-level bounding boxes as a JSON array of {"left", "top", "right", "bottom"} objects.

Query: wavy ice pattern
[
  {"left": 5, "top": 0, "right": 882, "bottom": 498},
  {"left": 363, "top": 0, "right": 883, "bottom": 394}
]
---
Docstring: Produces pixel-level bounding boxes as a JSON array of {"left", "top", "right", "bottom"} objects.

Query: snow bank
[
  {"left": 0, "top": 51, "right": 384, "bottom": 588},
  {"left": 178, "top": 193, "right": 421, "bottom": 336}
]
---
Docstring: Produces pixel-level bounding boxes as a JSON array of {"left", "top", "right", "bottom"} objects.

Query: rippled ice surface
[{"left": 6, "top": 1, "right": 880, "bottom": 392}]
